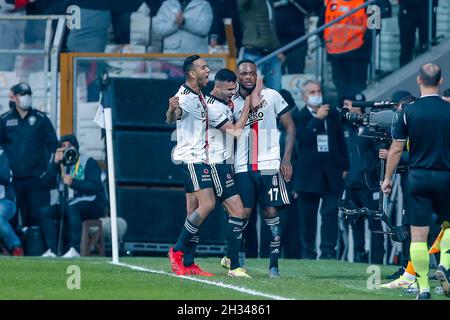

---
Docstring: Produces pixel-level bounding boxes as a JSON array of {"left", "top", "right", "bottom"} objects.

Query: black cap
[
  {"left": 443, "top": 88, "right": 450, "bottom": 98},
  {"left": 391, "top": 90, "right": 412, "bottom": 102},
  {"left": 11, "top": 82, "right": 32, "bottom": 96},
  {"left": 340, "top": 91, "right": 365, "bottom": 106},
  {"left": 59, "top": 135, "right": 79, "bottom": 151}
]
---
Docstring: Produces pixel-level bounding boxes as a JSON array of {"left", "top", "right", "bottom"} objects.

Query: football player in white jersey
[
  {"left": 169, "top": 68, "right": 252, "bottom": 278},
  {"left": 165, "top": 55, "right": 215, "bottom": 276},
  {"left": 206, "top": 68, "right": 252, "bottom": 278},
  {"left": 229, "top": 59, "right": 296, "bottom": 278}
]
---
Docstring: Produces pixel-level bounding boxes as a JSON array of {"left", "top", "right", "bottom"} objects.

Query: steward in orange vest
[{"left": 324, "top": 0, "right": 367, "bottom": 55}]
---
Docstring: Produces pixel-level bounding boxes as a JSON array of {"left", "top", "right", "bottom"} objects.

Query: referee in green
[{"left": 382, "top": 63, "right": 450, "bottom": 300}]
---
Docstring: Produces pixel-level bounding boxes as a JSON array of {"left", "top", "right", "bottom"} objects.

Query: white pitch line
[{"left": 110, "top": 262, "right": 293, "bottom": 300}]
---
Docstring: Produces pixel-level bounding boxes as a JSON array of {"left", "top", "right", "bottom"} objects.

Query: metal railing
[
  {"left": 256, "top": 0, "right": 438, "bottom": 87},
  {"left": 0, "top": 14, "right": 68, "bottom": 128},
  {"left": 255, "top": 0, "right": 378, "bottom": 67}
]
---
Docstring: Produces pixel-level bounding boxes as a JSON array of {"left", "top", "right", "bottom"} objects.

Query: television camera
[{"left": 339, "top": 100, "right": 408, "bottom": 243}]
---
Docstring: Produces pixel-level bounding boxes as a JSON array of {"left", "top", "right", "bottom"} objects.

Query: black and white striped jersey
[
  {"left": 172, "top": 84, "right": 208, "bottom": 163},
  {"left": 232, "top": 87, "right": 289, "bottom": 173},
  {"left": 206, "top": 95, "right": 233, "bottom": 164}
]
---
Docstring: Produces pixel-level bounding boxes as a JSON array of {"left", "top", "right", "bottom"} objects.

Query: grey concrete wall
[{"left": 364, "top": 39, "right": 450, "bottom": 101}]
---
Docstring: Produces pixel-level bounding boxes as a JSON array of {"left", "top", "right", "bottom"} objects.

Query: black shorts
[
  {"left": 177, "top": 163, "right": 213, "bottom": 193},
  {"left": 209, "top": 163, "right": 239, "bottom": 202},
  {"left": 407, "top": 169, "right": 450, "bottom": 226},
  {"left": 235, "top": 170, "right": 290, "bottom": 209}
]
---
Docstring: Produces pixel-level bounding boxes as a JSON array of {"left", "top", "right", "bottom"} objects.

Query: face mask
[
  {"left": 308, "top": 95, "right": 323, "bottom": 107},
  {"left": 18, "top": 95, "right": 32, "bottom": 110},
  {"left": 9, "top": 101, "right": 16, "bottom": 109}
]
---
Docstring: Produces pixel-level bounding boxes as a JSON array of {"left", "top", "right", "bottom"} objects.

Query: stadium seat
[{"left": 80, "top": 219, "right": 105, "bottom": 257}]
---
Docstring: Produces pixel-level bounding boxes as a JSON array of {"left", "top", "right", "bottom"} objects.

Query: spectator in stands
[
  {"left": 40, "top": 135, "right": 107, "bottom": 258},
  {"left": 398, "top": 0, "right": 438, "bottom": 66},
  {"left": 209, "top": 0, "right": 242, "bottom": 53},
  {"left": 0, "top": 0, "right": 26, "bottom": 71},
  {"left": 0, "top": 146, "right": 23, "bottom": 256},
  {"left": 0, "top": 82, "right": 58, "bottom": 232},
  {"left": 293, "top": 79, "right": 349, "bottom": 259},
  {"left": 152, "top": 0, "right": 213, "bottom": 53},
  {"left": 442, "top": 88, "right": 450, "bottom": 103},
  {"left": 320, "top": 0, "right": 372, "bottom": 103},
  {"left": 274, "top": 0, "right": 317, "bottom": 75},
  {"left": 64, "top": 1, "right": 144, "bottom": 52},
  {"left": 237, "top": 0, "right": 284, "bottom": 90}
]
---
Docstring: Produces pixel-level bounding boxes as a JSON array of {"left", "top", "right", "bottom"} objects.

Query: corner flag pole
[{"left": 104, "top": 108, "right": 119, "bottom": 264}]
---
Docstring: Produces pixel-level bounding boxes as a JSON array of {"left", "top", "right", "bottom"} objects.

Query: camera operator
[
  {"left": 382, "top": 63, "right": 450, "bottom": 299},
  {"left": 378, "top": 91, "right": 414, "bottom": 166},
  {"left": 40, "top": 135, "right": 107, "bottom": 258},
  {"left": 0, "top": 82, "right": 58, "bottom": 231},
  {"left": 341, "top": 92, "right": 384, "bottom": 264},
  {"left": 380, "top": 93, "right": 415, "bottom": 279}
]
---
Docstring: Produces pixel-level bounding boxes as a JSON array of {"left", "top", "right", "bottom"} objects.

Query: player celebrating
[
  {"left": 169, "top": 68, "right": 252, "bottom": 278},
  {"left": 225, "top": 59, "right": 296, "bottom": 278},
  {"left": 165, "top": 55, "right": 215, "bottom": 276}
]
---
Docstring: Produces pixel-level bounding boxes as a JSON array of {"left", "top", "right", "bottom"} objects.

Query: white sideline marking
[{"left": 110, "top": 262, "right": 292, "bottom": 300}]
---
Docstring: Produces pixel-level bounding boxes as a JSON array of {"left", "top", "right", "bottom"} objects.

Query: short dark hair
[
  {"left": 443, "top": 88, "right": 450, "bottom": 98},
  {"left": 237, "top": 59, "right": 256, "bottom": 69},
  {"left": 391, "top": 90, "right": 412, "bottom": 102},
  {"left": 183, "top": 55, "right": 201, "bottom": 75},
  {"left": 214, "top": 68, "right": 236, "bottom": 83},
  {"left": 418, "top": 63, "right": 441, "bottom": 87},
  {"left": 398, "top": 95, "right": 416, "bottom": 108}
]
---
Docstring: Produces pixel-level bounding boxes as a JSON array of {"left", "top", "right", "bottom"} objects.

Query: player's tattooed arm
[
  {"left": 166, "top": 96, "right": 182, "bottom": 124},
  {"left": 221, "top": 96, "right": 250, "bottom": 137}
]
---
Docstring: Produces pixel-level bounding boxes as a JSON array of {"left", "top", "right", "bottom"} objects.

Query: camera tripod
[
  {"left": 338, "top": 138, "right": 408, "bottom": 263},
  {"left": 57, "top": 166, "right": 71, "bottom": 256}
]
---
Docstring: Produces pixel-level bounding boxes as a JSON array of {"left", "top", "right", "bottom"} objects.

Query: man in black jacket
[
  {"left": 209, "top": 0, "right": 242, "bottom": 51},
  {"left": 398, "top": 0, "right": 438, "bottom": 66},
  {"left": 293, "top": 80, "right": 349, "bottom": 259},
  {"left": 274, "top": 0, "right": 317, "bottom": 74},
  {"left": 0, "top": 82, "right": 58, "bottom": 229},
  {"left": 341, "top": 92, "right": 384, "bottom": 264},
  {"left": 40, "top": 135, "right": 107, "bottom": 258}
]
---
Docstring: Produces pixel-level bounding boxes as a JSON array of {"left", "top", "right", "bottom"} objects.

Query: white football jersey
[
  {"left": 172, "top": 84, "right": 208, "bottom": 163},
  {"left": 232, "top": 87, "right": 289, "bottom": 173},
  {"left": 206, "top": 95, "right": 234, "bottom": 164}
]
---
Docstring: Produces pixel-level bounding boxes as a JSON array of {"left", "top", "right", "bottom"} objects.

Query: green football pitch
[{"left": 0, "top": 256, "right": 447, "bottom": 300}]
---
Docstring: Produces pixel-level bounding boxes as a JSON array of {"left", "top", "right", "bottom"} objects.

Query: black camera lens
[{"left": 62, "top": 146, "right": 79, "bottom": 166}]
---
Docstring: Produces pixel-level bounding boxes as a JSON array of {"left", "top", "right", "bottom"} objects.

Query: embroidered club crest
[{"left": 28, "top": 116, "right": 36, "bottom": 126}]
